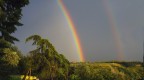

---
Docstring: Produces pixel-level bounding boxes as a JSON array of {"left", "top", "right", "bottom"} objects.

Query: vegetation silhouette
[{"left": 0, "top": 0, "right": 144, "bottom": 80}]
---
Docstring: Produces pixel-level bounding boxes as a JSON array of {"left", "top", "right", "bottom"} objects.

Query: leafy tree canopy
[{"left": 25, "top": 35, "right": 70, "bottom": 80}]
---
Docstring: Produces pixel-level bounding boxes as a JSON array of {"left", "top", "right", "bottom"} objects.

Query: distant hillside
[{"left": 69, "top": 62, "right": 144, "bottom": 80}]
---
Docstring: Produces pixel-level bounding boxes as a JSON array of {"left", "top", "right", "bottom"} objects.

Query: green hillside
[{"left": 69, "top": 62, "right": 144, "bottom": 80}]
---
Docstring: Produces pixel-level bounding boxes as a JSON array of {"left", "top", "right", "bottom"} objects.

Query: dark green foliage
[
  {"left": 0, "top": 41, "right": 21, "bottom": 77},
  {"left": 0, "top": 0, "right": 29, "bottom": 78},
  {"left": 69, "top": 62, "right": 144, "bottom": 80},
  {"left": 0, "top": 39, "right": 11, "bottom": 48},
  {"left": 18, "top": 56, "right": 32, "bottom": 75},
  {"left": 0, "top": 0, "right": 29, "bottom": 43},
  {"left": 25, "top": 35, "right": 70, "bottom": 80},
  {"left": 8, "top": 75, "right": 21, "bottom": 80},
  {"left": 117, "top": 61, "right": 142, "bottom": 67},
  {"left": 106, "top": 61, "right": 142, "bottom": 67},
  {"left": 0, "top": 75, "right": 21, "bottom": 80}
]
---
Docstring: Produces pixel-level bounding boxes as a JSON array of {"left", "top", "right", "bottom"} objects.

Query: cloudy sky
[{"left": 14, "top": 0, "right": 144, "bottom": 62}]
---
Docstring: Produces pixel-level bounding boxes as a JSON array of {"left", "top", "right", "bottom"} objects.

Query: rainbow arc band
[
  {"left": 102, "top": 0, "right": 124, "bottom": 60},
  {"left": 57, "top": 0, "right": 85, "bottom": 62}
]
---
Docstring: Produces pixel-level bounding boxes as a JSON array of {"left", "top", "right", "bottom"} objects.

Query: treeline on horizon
[
  {"left": 69, "top": 62, "right": 144, "bottom": 80},
  {"left": 0, "top": 0, "right": 144, "bottom": 80}
]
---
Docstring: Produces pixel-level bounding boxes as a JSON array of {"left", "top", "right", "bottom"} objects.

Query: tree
[
  {"left": 26, "top": 35, "right": 55, "bottom": 54},
  {"left": 0, "top": 0, "right": 29, "bottom": 78},
  {"left": 25, "top": 35, "right": 70, "bottom": 80},
  {"left": 0, "top": 45, "right": 21, "bottom": 79},
  {"left": 0, "top": 48, "right": 20, "bottom": 66},
  {"left": 0, "top": 0, "right": 29, "bottom": 43}
]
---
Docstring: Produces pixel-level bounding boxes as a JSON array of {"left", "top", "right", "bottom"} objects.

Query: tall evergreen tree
[
  {"left": 0, "top": 0, "right": 29, "bottom": 78},
  {"left": 0, "top": 0, "right": 29, "bottom": 43}
]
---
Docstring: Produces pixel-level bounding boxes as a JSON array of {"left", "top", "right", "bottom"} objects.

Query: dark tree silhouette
[{"left": 0, "top": 0, "right": 29, "bottom": 43}]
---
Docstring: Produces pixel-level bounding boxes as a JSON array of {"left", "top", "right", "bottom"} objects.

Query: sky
[{"left": 14, "top": 0, "right": 144, "bottom": 62}]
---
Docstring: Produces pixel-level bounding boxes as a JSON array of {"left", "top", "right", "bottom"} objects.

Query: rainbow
[
  {"left": 57, "top": 0, "right": 85, "bottom": 62},
  {"left": 102, "top": 0, "right": 124, "bottom": 60}
]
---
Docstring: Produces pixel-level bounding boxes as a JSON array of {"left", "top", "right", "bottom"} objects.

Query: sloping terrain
[{"left": 69, "top": 62, "right": 144, "bottom": 80}]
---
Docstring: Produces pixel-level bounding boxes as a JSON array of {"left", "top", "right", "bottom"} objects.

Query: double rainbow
[{"left": 57, "top": 0, "right": 124, "bottom": 61}]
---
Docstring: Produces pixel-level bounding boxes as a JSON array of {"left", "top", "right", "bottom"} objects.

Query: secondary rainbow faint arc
[
  {"left": 102, "top": 0, "right": 124, "bottom": 60},
  {"left": 57, "top": 0, "right": 85, "bottom": 62}
]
